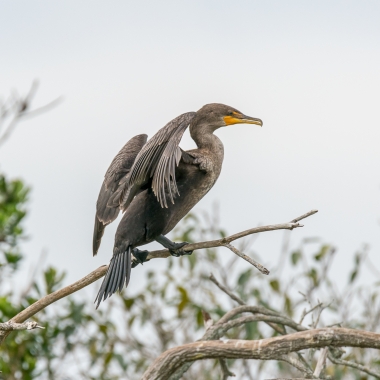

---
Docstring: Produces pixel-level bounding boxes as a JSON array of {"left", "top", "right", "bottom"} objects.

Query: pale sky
[{"left": 1, "top": 1, "right": 380, "bottom": 292}]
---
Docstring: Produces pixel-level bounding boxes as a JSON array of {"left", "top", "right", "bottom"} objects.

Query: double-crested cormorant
[{"left": 93, "top": 103, "right": 262, "bottom": 307}]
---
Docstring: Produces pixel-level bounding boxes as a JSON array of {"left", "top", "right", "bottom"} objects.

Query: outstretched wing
[
  {"left": 114, "top": 112, "right": 196, "bottom": 209},
  {"left": 93, "top": 134, "right": 147, "bottom": 255}
]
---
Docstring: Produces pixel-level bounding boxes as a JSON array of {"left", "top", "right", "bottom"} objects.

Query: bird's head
[{"left": 194, "top": 103, "right": 263, "bottom": 131}]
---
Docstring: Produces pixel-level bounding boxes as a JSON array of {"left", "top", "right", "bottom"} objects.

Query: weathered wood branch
[
  {"left": 0, "top": 210, "right": 317, "bottom": 345},
  {"left": 142, "top": 328, "right": 380, "bottom": 380},
  {"left": 0, "top": 321, "right": 44, "bottom": 331},
  {"left": 0, "top": 265, "right": 107, "bottom": 344},
  {"left": 145, "top": 209, "right": 318, "bottom": 261}
]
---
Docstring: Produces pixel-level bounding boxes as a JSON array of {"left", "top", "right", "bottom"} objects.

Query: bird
[{"left": 93, "top": 103, "right": 262, "bottom": 308}]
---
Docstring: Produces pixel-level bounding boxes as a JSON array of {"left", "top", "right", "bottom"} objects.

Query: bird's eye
[{"left": 228, "top": 111, "right": 233, "bottom": 116}]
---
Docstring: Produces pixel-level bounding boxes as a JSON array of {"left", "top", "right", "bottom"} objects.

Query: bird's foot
[
  {"left": 156, "top": 235, "right": 193, "bottom": 257},
  {"left": 131, "top": 248, "right": 150, "bottom": 267},
  {"left": 168, "top": 242, "right": 193, "bottom": 257}
]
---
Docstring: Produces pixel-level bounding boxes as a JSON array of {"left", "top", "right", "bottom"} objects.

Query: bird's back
[{"left": 114, "top": 140, "right": 224, "bottom": 252}]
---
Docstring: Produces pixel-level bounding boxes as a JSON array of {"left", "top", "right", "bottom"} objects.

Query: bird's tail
[{"left": 95, "top": 246, "right": 131, "bottom": 309}]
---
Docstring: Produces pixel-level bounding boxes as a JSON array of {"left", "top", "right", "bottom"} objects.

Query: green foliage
[
  {"left": 0, "top": 173, "right": 29, "bottom": 275},
  {"left": 0, "top": 170, "right": 379, "bottom": 379}
]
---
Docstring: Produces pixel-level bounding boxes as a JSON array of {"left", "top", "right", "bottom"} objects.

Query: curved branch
[
  {"left": 0, "top": 265, "right": 107, "bottom": 344},
  {"left": 142, "top": 328, "right": 380, "bottom": 380},
  {"left": 0, "top": 210, "right": 317, "bottom": 345}
]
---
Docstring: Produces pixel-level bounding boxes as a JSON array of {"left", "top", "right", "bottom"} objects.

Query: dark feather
[
  {"left": 95, "top": 247, "right": 132, "bottom": 309},
  {"left": 93, "top": 134, "right": 147, "bottom": 255},
  {"left": 114, "top": 112, "right": 196, "bottom": 210}
]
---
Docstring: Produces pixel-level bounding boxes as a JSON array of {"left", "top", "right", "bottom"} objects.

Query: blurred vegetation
[
  {"left": 0, "top": 175, "right": 380, "bottom": 379},
  {"left": 0, "top": 89, "right": 379, "bottom": 379}
]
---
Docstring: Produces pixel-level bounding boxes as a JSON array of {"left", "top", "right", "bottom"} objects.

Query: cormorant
[{"left": 93, "top": 103, "right": 262, "bottom": 307}]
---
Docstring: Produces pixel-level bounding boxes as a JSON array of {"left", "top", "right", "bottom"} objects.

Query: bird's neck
[{"left": 191, "top": 128, "right": 224, "bottom": 153}]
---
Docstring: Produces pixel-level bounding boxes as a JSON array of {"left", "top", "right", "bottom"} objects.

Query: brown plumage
[{"left": 93, "top": 103, "right": 262, "bottom": 307}]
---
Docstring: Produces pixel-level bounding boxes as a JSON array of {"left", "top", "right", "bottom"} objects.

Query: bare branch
[
  {"left": 224, "top": 243, "right": 269, "bottom": 274},
  {"left": 0, "top": 265, "right": 107, "bottom": 344},
  {"left": 299, "top": 302, "right": 323, "bottom": 325},
  {"left": 146, "top": 210, "right": 318, "bottom": 261},
  {"left": 209, "top": 273, "right": 286, "bottom": 334},
  {"left": 328, "top": 353, "right": 380, "bottom": 379},
  {"left": 277, "top": 353, "right": 315, "bottom": 378},
  {"left": 0, "top": 81, "right": 61, "bottom": 147},
  {"left": 290, "top": 209, "right": 318, "bottom": 223},
  {"left": 142, "top": 328, "right": 380, "bottom": 380},
  {"left": 0, "top": 211, "right": 317, "bottom": 345},
  {"left": 314, "top": 302, "right": 332, "bottom": 329},
  {"left": 313, "top": 347, "right": 328, "bottom": 377},
  {"left": 219, "top": 358, "right": 236, "bottom": 379},
  {"left": 0, "top": 321, "right": 44, "bottom": 331},
  {"left": 209, "top": 273, "right": 245, "bottom": 305}
]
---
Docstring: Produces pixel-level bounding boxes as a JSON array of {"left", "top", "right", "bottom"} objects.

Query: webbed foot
[
  {"left": 131, "top": 248, "right": 150, "bottom": 267},
  {"left": 168, "top": 241, "right": 193, "bottom": 257},
  {"left": 155, "top": 235, "right": 193, "bottom": 257}
]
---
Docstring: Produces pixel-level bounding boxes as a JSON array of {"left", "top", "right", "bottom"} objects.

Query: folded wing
[{"left": 93, "top": 134, "right": 147, "bottom": 255}]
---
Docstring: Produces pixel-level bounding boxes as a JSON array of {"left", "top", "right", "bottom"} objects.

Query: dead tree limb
[
  {"left": 142, "top": 328, "right": 380, "bottom": 380},
  {"left": 0, "top": 321, "right": 44, "bottom": 331},
  {"left": 0, "top": 210, "right": 317, "bottom": 349},
  {"left": 0, "top": 265, "right": 107, "bottom": 344}
]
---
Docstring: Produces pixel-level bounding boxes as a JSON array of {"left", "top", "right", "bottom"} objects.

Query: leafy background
[{"left": 1, "top": 176, "right": 379, "bottom": 379}]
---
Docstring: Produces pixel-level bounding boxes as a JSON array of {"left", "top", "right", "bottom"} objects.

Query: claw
[
  {"left": 132, "top": 249, "right": 149, "bottom": 267},
  {"left": 169, "top": 242, "right": 193, "bottom": 257}
]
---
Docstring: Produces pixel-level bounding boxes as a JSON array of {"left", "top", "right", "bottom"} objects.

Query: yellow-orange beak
[{"left": 224, "top": 112, "right": 263, "bottom": 127}]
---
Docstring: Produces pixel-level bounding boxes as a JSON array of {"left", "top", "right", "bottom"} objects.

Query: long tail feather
[{"left": 95, "top": 247, "right": 131, "bottom": 309}]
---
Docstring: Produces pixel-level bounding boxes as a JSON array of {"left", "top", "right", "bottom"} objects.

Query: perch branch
[
  {"left": 146, "top": 210, "right": 318, "bottom": 261},
  {"left": 0, "top": 210, "right": 317, "bottom": 345}
]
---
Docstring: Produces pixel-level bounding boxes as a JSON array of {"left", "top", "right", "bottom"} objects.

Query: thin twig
[
  {"left": 328, "top": 353, "right": 380, "bottom": 379},
  {"left": 291, "top": 210, "right": 318, "bottom": 223},
  {"left": 224, "top": 243, "right": 269, "bottom": 275},
  {"left": 314, "top": 302, "right": 332, "bottom": 329},
  {"left": 209, "top": 273, "right": 286, "bottom": 334},
  {"left": 299, "top": 302, "right": 323, "bottom": 325},
  {"left": 0, "top": 81, "right": 61, "bottom": 147},
  {"left": 313, "top": 347, "right": 328, "bottom": 377},
  {"left": 209, "top": 273, "right": 245, "bottom": 305},
  {"left": 219, "top": 358, "right": 236, "bottom": 379},
  {"left": 277, "top": 353, "right": 315, "bottom": 378}
]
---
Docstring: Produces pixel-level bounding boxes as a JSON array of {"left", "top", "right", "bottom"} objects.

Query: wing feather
[
  {"left": 93, "top": 134, "right": 147, "bottom": 255},
  {"left": 116, "top": 112, "right": 196, "bottom": 210}
]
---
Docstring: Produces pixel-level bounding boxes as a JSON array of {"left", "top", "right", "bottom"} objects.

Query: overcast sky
[{"left": 1, "top": 1, "right": 380, "bottom": 293}]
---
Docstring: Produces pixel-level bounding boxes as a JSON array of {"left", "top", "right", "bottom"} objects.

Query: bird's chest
[{"left": 160, "top": 155, "right": 222, "bottom": 233}]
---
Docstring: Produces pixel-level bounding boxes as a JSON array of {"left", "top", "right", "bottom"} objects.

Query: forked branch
[
  {"left": 0, "top": 210, "right": 317, "bottom": 345},
  {"left": 142, "top": 328, "right": 380, "bottom": 380}
]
